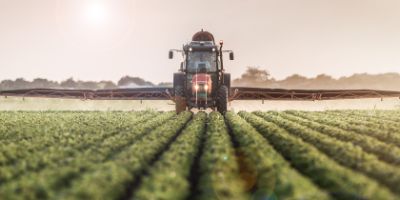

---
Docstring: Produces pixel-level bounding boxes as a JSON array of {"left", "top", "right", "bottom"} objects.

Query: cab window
[{"left": 187, "top": 51, "right": 217, "bottom": 73}]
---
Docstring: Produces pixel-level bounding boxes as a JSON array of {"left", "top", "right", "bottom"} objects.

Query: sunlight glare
[
  {"left": 56, "top": 0, "right": 135, "bottom": 50},
  {"left": 85, "top": 1, "right": 108, "bottom": 25}
]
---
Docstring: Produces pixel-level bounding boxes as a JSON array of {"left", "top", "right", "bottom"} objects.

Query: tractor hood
[{"left": 192, "top": 73, "right": 212, "bottom": 94}]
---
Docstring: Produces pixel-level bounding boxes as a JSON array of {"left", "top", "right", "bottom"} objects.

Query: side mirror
[
  {"left": 229, "top": 52, "right": 235, "bottom": 60},
  {"left": 169, "top": 51, "right": 174, "bottom": 59}
]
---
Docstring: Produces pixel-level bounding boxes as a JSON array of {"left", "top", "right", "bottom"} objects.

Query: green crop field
[{"left": 1, "top": 110, "right": 400, "bottom": 200}]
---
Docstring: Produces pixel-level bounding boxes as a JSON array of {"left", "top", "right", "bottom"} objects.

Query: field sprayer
[
  {"left": 1, "top": 30, "right": 400, "bottom": 113},
  {"left": 169, "top": 30, "right": 234, "bottom": 113}
]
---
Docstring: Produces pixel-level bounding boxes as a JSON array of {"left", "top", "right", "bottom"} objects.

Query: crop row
[
  {"left": 336, "top": 110, "right": 400, "bottom": 123},
  {"left": 254, "top": 111, "right": 400, "bottom": 195},
  {"left": 0, "top": 111, "right": 157, "bottom": 166},
  {"left": 271, "top": 111, "right": 400, "bottom": 165},
  {"left": 1, "top": 110, "right": 400, "bottom": 200},
  {"left": 288, "top": 111, "right": 400, "bottom": 147},
  {"left": 226, "top": 112, "right": 331, "bottom": 199},
  {"left": 56, "top": 111, "right": 192, "bottom": 200},
  {"left": 0, "top": 111, "right": 185, "bottom": 199},
  {"left": 0, "top": 111, "right": 173, "bottom": 184},
  {"left": 133, "top": 112, "right": 207, "bottom": 200},
  {"left": 239, "top": 111, "right": 397, "bottom": 200},
  {"left": 195, "top": 112, "right": 248, "bottom": 200},
  {"left": 0, "top": 111, "right": 143, "bottom": 141},
  {"left": 324, "top": 111, "right": 400, "bottom": 133}
]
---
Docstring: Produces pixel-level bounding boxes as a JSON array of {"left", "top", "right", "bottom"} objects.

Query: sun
[
  {"left": 56, "top": 0, "right": 136, "bottom": 49},
  {"left": 84, "top": 1, "right": 109, "bottom": 25}
]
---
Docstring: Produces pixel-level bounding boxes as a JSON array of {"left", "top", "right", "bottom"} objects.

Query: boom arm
[
  {"left": 1, "top": 87, "right": 400, "bottom": 101},
  {"left": 230, "top": 87, "right": 400, "bottom": 101},
  {"left": 0, "top": 88, "right": 173, "bottom": 100}
]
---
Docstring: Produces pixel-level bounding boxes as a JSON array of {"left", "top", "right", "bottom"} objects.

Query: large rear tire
[
  {"left": 223, "top": 73, "right": 231, "bottom": 96},
  {"left": 175, "top": 86, "right": 187, "bottom": 114},
  {"left": 174, "top": 73, "right": 187, "bottom": 114},
  {"left": 217, "top": 85, "right": 228, "bottom": 114}
]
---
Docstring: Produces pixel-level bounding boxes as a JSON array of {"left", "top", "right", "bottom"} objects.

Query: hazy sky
[{"left": 1, "top": 0, "right": 400, "bottom": 83}]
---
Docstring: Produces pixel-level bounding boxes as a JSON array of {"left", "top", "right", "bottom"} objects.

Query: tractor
[{"left": 169, "top": 30, "right": 234, "bottom": 113}]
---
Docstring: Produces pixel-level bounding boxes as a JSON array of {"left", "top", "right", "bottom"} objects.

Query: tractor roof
[{"left": 192, "top": 30, "right": 215, "bottom": 44}]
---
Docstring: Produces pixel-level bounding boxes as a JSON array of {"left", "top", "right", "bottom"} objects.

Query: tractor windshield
[{"left": 187, "top": 51, "right": 217, "bottom": 73}]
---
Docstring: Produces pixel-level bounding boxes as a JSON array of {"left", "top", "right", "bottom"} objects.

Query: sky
[{"left": 0, "top": 0, "right": 400, "bottom": 83}]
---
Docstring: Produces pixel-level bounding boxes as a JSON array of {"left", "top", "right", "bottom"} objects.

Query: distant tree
[
  {"left": 31, "top": 78, "right": 59, "bottom": 88},
  {"left": 314, "top": 74, "right": 334, "bottom": 82},
  {"left": 99, "top": 81, "right": 117, "bottom": 89},
  {"left": 14, "top": 78, "right": 30, "bottom": 89},
  {"left": 240, "top": 67, "right": 270, "bottom": 82},
  {"left": 282, "top": 74, "right": 308, "bottom": 84},
  {"left": 0, "top": 80, "right": 15, "bottom": 90},
  {"left": 78, "top": 81, "right": 100, "bottom": 89},
  {"left": 275, "top": 74, "right": 309, "bottom": 89},
  {"left": 233, "top": 67, "right": 271, "bottom": 86},
  {"left": 117, "top": 76, "right": 154, "bottom": 87},
  {"left": 60, "top": 78, "right": 78, "bottom": 89}
]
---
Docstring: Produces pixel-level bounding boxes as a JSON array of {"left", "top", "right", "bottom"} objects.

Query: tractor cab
[
  {"left": 169, "top": 30, "right": 234, "bottom": 113},
  {"left": 187, "top": 52, "right": 217, "bottom": 73}
]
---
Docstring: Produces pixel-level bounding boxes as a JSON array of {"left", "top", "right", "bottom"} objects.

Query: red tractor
[{"left": 169, "top": 30, "right": 234, "bottom": 113}]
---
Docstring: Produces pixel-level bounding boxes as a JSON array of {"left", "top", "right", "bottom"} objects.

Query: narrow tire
[
  {"left": 174, "top": 86, "right": 186, "bottom": 114},
  {"left": 217, "top": 85, "right": 228, "bottom": 114}
]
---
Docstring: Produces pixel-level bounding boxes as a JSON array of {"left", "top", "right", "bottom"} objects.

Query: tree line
[
  {"left": 1, "top": 67, "right": 400, "bottom": 91},
  {"left": 233, "top": 67, "right": 400, "bottom": 91},
  {"left": 0, "top": 76, "right": 171, "bottom": 90}
]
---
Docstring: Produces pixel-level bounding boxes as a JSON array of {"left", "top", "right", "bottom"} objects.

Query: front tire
[
  {"left": 174, "top": 73, "right": 186, "bottom": 114},
  {"left": 175, "top": 86, "right": 187, "bottom": 114},
  {"left": 217, "top": 85, "right": 228, "bottom": 114}
]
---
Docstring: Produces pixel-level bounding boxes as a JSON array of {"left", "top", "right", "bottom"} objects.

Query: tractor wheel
[
  {"left": 223, "top": 73, "right": 231, "bottom": 96},
  {"left": 175, "top": 86, "right": 187, "bottom": 114},
  {"left": 217, "top": 85, "right": 228, "bottom": 114},
  {"left": 174, "top": 73, "right": 186, "bottom": 114}
]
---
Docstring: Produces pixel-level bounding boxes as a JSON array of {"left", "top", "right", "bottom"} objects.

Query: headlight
[
  {"left": 194, "top": 84, "right": 199, "bottom": 91},
  {"left": 204, "top": 85, "right": 209, "bottom": 90}
]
